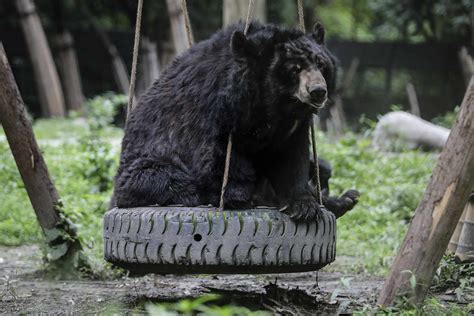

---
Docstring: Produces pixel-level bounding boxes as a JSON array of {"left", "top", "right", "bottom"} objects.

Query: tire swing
[{"left": 104, "top": 0, "right": 336, "bottom": 274}]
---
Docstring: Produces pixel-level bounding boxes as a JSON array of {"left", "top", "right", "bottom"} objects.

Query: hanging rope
[
  {"left": 126, "top": 0, "right": 144, "bottom": 119},
  {"left": 181, "top": 0, "right": 194, "bottom": 47},
  {"left": 297, "top": 0, "right": 322, "bottom": 205},
  {"left": 297, "top": 0, "right": 305, "bottom": 32},
  {"left": 219, "top": 133, "right": 233, "bottom": 210},
  {"left": 244, "top": 0, "right": 256, "bottom": 35},
  {"left": 217, "top": 0, "right": 256, "bottom": 211}
]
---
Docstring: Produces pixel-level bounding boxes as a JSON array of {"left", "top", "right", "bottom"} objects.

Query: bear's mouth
[
  {"left": 308, "top": 99, "right": 327, "bottom": 110},
  {"left": 296, "top": 97, "right": 327, "bottom": 114}
]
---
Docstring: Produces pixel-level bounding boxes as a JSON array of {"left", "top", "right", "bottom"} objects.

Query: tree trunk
[
  {"left": 223, "top": 0, "right": 266, "bottom": 26},
  {"left": 137, "top": 37, "right": 160, "bottom": 97},
  {"left": 323, "top": 58, "right": 358, "bottom": 136},
  {"left": 0, "top": 43, "right": 84, "bottom": 270},
  {"left": 15, "top": 0, "right": 65, "bottom": 117},
  {"left": 406, "top": 83, "right": 421, "bottom": 117},
  {"left": 378, "top": 77, "right": 474, "bottom": 306},
  {"left": 166, "top": 0, "right": 190, "bottom": 55},
  {"left": 53, "top": 31, "right": 84, "bottom": 112}
]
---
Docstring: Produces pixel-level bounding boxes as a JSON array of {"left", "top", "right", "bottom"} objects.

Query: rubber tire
[{"left": 104, "top": 206, "right": 336, "bottom": 274}]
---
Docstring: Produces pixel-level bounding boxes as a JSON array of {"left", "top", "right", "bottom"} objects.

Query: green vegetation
[
  {"left": 310, "top": 0, "right": 471, "bottom": 42},
  {"left": 432, "top": 106, "right": 460, "bottom": 129},
  {"left": 145, "top": 295, "right": 268, "bottom": 316},
  {"left": 318, "top": 131, "right": 436, "bottom": 275}
]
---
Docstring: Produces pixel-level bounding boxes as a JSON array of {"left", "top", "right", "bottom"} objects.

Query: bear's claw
[{"left": 281, "top": 194, "right": 324, "bottom": 222}]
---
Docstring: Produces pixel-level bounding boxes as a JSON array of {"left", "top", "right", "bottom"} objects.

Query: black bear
[{"left": 113, "top": 21, "right": 359, "bottom": 220}]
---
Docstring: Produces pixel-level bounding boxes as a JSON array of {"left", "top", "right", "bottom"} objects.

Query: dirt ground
[{"left": 0, "top": 245, "right": 387, "bottom": 314}]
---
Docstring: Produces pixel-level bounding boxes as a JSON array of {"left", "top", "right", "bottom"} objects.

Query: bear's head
[{"left": 231, "top": 22, "right": 337, "bottom": 116}]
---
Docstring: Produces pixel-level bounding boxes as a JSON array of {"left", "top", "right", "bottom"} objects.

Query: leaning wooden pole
[
  {"left": 378, "top": 77, "right": 474, "bottom": 306},
  {"left": 0, "top": 43, "right": 84, "bottom": 269}
]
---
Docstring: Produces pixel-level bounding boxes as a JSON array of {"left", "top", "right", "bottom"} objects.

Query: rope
[
  {"left": 297, "top": 0, "right": 305, "bottom": 32},
  {"left": 126, "top": 0, "right": 144, "bottom": 119},
  {"left": 244, "top": 0, "right": 256, "bottom": 35},
  {"left": 297, "top": 0, "right": 322, "bottom": 205},
  {"left": 218, "top": 0, "right": 255, "bottom": 211},
  {"left": 181, "top": 0, "right": 194, "bottom": 47},
  {"left": 310, "top": 124, "right": 322, "bottom": 204},
  {"left": 219, "top": 133, "right": 233, "bottom": 210}
]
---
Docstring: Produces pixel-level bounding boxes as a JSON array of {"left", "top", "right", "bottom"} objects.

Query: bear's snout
[{"left": 308, "top": 85, "right": 327, "bottom": 104}]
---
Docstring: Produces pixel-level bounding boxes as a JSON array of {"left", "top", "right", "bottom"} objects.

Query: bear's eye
[
  {"left": 290, "top": 64, "right": 301, "bottom": 75},
  {"left": 316, "top": 60, "right": 325, "bottom": 69}
]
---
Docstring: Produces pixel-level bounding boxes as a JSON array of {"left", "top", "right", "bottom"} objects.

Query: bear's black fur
[{"left": 113, "top": 21, "right": 358, "bottom": 220}]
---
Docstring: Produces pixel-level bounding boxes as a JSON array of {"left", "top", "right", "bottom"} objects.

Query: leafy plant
[
  {"left": 145, "top": 295, "right": 269, "bottom": 316},
  {"left": 432, "top": 254, "right": 474, "bottom": 303},
  {"left": 432, "top": 106, "right": 460, "bottom": 129}
]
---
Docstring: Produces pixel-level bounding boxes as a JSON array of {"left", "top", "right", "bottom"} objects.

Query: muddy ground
[
  {"left": 0, "top": 245, "right": 384, "bottom": 314},
  {"left": 0, "top": 245, "right": 462, "bottom": 315}
]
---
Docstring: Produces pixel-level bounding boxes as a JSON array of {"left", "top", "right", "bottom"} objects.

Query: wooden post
[
  {"left": 79, "top": 4, "right": 130, "bottom": 96},
  {"left": 223, "top": 0, "right": 266, "bottom": 26},
  {"left": 137, "top": 37, "right": 160, "bottom": 97},
  {"left": 447, "top": 204, "right": 468, "bottom": 253},
  {"left": 455, "top": 194, "right": 474, "bottom": 263},
  {"left": 458, "top": 47, "right": 474, "bottom": 86},
  {"left": 378, "top": 77, "right": 474, "bottom": 306},
  {"left": 54, "top": 31, "right": 85, "bottom": 112},
  {"left": 326, "top": 58, "right": 359, "bottom": 135},
  {"left": 15, "top": 0, "right": 65, "bottom": 117},
  {"left": 406, "top": 83, "right": 421, "bottom": 117},
  {"left": 166, "top": 0, "right": 189, "bottom": 55},
  {"left": 92, "top": 22, "right": 130, "bottom": 96},
  {"left": 0, "top": 43, "right": 83, "bottom": 267}
]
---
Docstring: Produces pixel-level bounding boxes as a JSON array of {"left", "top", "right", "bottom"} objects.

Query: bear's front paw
[
  {"left": 281, "top": 194, "right": 325, "bottom": 222},
  {"left": 341, "top": 189, "right": 360, "bottom": 211}
]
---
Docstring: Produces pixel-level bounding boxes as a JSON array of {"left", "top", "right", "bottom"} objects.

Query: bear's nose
[{"left": 309, "top": 85, "right": 327, "bottom": 102}]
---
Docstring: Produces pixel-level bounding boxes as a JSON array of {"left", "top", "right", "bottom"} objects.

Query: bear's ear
[
  {"left": 312, "top": 22, "right": 325, "bottom": 44},
  {"left": 231, "top": 31, "right": 258, "bottom": 59}
]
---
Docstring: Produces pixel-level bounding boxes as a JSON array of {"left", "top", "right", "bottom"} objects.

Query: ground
[
  {"left": 1, "top": 245, "right": 385, "bottom": 314},
  {"left": 1, "top": 246, "right": 469, "bottom": 315}
]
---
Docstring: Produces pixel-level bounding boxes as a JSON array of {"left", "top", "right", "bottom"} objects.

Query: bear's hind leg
[{"left": 114, "top": 158, "right": 200, "bottom": 208}]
